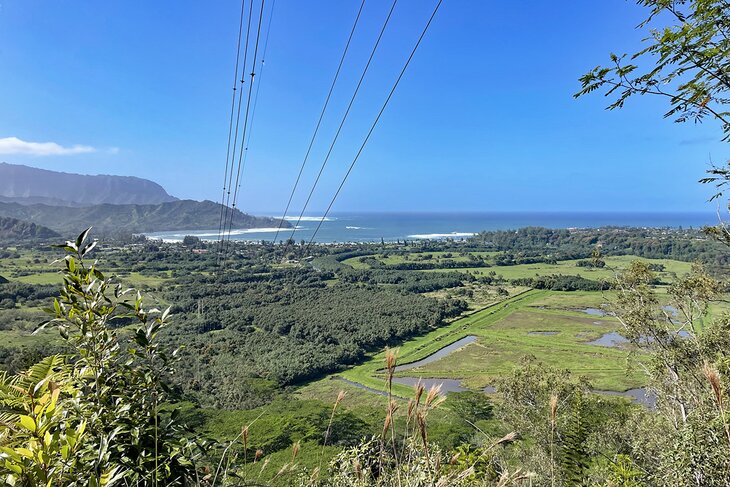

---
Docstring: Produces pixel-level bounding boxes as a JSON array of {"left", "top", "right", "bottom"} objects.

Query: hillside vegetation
[
  {"left": 0, "top": 216, "right": 59, "bottom": 241},
  {"left": 0, "top": 199, "right": 289, "bottom": 235}
]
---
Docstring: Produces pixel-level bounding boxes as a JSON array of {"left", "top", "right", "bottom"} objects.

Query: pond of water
[
  {"left": 587, "top": 331, "right": 629, "bottom": 347},
  {"left": 588, "top": 329, "right": 692, "bottom": 347},
  {"left": 573, "top": 308, "right": 614, "bottom": 316},
  {"left": 581, "top": 308, "right": 608, "bottom": 316}
]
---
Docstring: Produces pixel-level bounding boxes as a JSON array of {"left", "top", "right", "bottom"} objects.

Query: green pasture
[
  {"left": 341, "top": 251, "right": 695, "bottom": 283},
  {"left": 337, "top": 290, "right": 544, "bottom": 397},
  {"left": 426, "top": 255, "right": 693, "bottom": 281},
  {"left": 334, "top": 289, "right": 646, "bottom": 398},
  {"left": 341, "top": 251, "right": 497, "bottom": 269},
  {"left": 404, "top": 307, "right": 643, "bottom": 391}
]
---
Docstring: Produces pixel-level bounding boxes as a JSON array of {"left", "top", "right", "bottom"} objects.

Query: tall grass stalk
[
  {"left": 319, "top": 389, "right": 347, "bottom": 477},
  {"left": 549, "top": 393, "right": 558, "bottom": 487},
  {"left": 702, "top": 361, "right": 730, "bottom": 445}
]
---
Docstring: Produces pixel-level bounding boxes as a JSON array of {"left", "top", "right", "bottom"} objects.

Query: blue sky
[{"left": 0, "top": 0, "right": 725, "bottom": 214}]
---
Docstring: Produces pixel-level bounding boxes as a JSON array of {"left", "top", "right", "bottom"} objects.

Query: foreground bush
[{"left": 0, "top": 229, "right": 205, "bottom": 485}]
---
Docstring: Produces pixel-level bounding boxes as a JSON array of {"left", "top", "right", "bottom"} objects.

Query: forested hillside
[
  {"left": 0, "top": 199, "right": 289, "bottom": 235},
  {"left": 0, "top": 216, "right": 59, "bottom": 241}
]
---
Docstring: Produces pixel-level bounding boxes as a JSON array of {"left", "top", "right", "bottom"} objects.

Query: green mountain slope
[
  {"left": 0, "top": 216, "right": 61, "bottom": 241},
  {"left": 0, "top": 200, "right": 289, "bottom": 235}
]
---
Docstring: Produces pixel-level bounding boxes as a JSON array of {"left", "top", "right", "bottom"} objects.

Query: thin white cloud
[{"left": 0, "top": 136, "right": 96, "bottom": 156}]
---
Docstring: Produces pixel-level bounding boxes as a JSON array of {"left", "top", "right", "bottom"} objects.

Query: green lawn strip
[
  {"left": 0, "top": 327, "right": 58, "bottom": 347},
  {"left": 125, "top": 271, "right": 170, "bottom": 288},
  {"left": 15, "top": 272, "right": 63, "bottom": 285}
]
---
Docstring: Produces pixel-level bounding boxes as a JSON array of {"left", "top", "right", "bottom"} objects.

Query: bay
[{"left": 146, "top": 211, "right": 718, "bottom": 243}]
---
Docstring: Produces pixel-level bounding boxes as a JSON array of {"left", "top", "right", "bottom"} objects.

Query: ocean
[{"left": 145, "top": 211, "right": 720, "bottom": 243}]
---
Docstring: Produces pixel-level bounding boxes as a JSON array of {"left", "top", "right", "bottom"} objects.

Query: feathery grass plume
[
  {"left": 322, "top": 389, "right": 347, "bottom": 459},
  {"left": 449, "top": 451, "right": 461, "bottom": 465},
  {"left": 390, "top": 399, "right": 400, "bottom": 416},
  {"left": 385, "top": 347, "right": 399, "bottom": 394},
  {"left": 549, "top": 393, "right": 558, "bottom": 487},
  {"left": 549, "top": 394, "right": 558, "bottom": 422},
  {"left": 242, "top": 425, "right": 249, "bottom": 464},
  {"left": 385, "top": 398, "right": 400, "bottom": 440},
  {"left": 382, "top": 406, "right": 393, "bottom": 437},
  {"left": 254, "top": 449, "right": 263, "bottom": 462},
  {"left": 336, "top": 389, "right": 347, "bottom": 407},
  {"left": 407, "top": 398, "right": 415, "bottom": 420},
  {"left": 425, "top": 383, "right": 445, "bottom": 410},
  {"left": 414, "top": 379, "right": 425, "bottom": 407},
  {"left": 292, "top": 440, "right": 301, "bottom": 460},
  {"left": 492, "top": 431, "right": 519, "bottom": 448},
  {"left": 703, "top": 361, "right": 730, "bottom": 445},
  {"left": 385, "top": 347, "right": 398, "bottom": 373},
  {"left": 402, "top": 395, "right": 418, "bottom": 465},
  {"left": 703, "top": 361, "right": 723, "bottom": 407}
]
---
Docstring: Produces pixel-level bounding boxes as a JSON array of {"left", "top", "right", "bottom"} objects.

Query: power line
[
  {"left": 218, "top": 0, "right": 255, "bottom": 264},
  {"left": 231, "top": 0, "right": 277, "bottom": 210},
  {"left": 283, "top": 0, "right": 399, "bottom": 250},
  {"left": 305, "top": 0, "right": 443, "bottom": 250},
  {"left": 221, "top": 0, "right": 267, "bottom": 265},
  {"left": 272, "top": 0, "right": 366, "bottom": 244},
  {"left": 216, "top": 0, "right": 248, "bottom": 266}
]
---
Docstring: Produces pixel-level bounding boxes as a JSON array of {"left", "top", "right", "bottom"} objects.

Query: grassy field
[
  {"left": 342, "top": 251, "right": 694, "bottom": 282},
  {"left": 0, "top": 254, "right": 173, "bottom": 288},
  {"left": 486, "top": 255, "right": 689, "bottom": 280},
  {"left": 342, "top": 251, "right": 497, "bottom": 269},
  {"left": 181, "top": 378, "right": 493, "bottom": 484},
  {"left": 405, "top": 306, "right": 644, "bottom": 391},
  {"left": 331, "top": 289, "right": 648, "bottom": 399}
]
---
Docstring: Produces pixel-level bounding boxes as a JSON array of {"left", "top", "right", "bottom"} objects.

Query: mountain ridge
[
  {"left": 0, "top": 162, "right": 178, "bottom": 206},
  {"left": 0, "top": 200, "right": 290, "bottom": 236}
]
